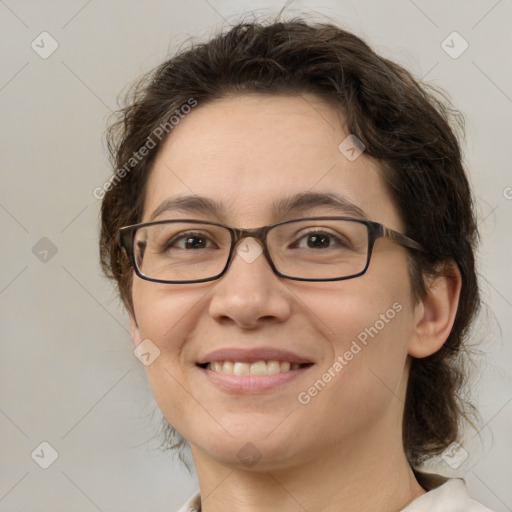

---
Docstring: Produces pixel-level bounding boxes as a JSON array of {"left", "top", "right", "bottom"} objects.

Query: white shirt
[{"left": 176, "top": 476, "right": 494, "bottom": 512}]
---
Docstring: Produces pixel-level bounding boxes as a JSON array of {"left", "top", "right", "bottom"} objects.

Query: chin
[{"left": 188, "top": 422, "right": 310, "bottom": 471}]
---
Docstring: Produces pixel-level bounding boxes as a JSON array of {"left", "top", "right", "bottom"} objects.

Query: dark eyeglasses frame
[{"left": 118, "top": 216, "right": 425, "bottom": 284}]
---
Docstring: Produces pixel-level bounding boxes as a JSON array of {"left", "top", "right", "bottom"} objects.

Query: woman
[{"left": 100, "top": 18, "right": 492, "bottom": 511}]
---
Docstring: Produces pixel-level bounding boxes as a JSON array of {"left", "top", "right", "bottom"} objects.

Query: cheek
[
  {"left": 296, "top": 250, "right": 413, "bottom": 354},
  {"left": 295, "top": 261, "right": 415, "bottom": 428},
  {"left": 292, "top": 299, "right": 412, "bottom": 448},
  {"left": 313, "top": 290, "right": 411, "bottom": 389},
  {"left": 131, "top": 281, "right": 211, "bottom": 431},
  {"left": 131, "top": 280, "right": 207, "bottom": 378},
  {"left": 132, "top": 279, "right": 205, "bottom": 347}
]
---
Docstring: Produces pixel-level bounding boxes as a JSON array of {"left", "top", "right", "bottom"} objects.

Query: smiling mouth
[{"left": 197, "top": 360, "right": 313, "bottom": 376}]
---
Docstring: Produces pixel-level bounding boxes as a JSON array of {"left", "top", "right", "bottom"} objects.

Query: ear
[
  {"left": 129, "top": 312, "right": 143, "bottom": 347},
  {"left": 408, "top": 261, "right": 462, "bottom": 358}
]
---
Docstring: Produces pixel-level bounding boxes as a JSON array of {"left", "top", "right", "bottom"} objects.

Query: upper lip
[{"left": 196, "top": 347, "right": 314, "bottom": 365}]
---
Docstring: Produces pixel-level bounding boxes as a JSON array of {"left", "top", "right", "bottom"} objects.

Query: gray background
[{"left": 0, "top": 0, "right": 511, "bottom": 511}]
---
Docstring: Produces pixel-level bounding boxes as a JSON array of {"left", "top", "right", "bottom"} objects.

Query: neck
[{"left": 191, "top": 428, "right": 425, "bottom": 512}]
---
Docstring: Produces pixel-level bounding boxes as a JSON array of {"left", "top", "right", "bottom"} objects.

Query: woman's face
[{"left": 130, "top": 94, "right": 420, "bottom": 470}]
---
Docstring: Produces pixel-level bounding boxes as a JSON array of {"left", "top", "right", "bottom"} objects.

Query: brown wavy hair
[{"left": 100, "top": 18, "right": 480, "bottom": 467}]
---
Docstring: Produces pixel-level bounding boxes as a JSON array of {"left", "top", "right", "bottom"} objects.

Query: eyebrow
[{"left": 149, "top": 191, "right": 368, "bottom": 222}]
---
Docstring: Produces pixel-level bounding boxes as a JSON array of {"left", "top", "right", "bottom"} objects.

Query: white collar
[{"left": 401, "top": 478, "right": 493, "bottom": 511}]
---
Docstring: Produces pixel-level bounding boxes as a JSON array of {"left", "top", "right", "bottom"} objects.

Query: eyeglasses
[{"left": 118, "top": 217, "right": 425, "bottom": 284}]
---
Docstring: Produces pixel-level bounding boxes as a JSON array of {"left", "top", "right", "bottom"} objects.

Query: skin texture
[{"left": 129, "top": 94, "right": 461, "bottom": 512}]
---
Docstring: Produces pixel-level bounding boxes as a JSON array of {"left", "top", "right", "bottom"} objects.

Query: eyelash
[{"left": 164, "top": 229, "right": 348, "bottom": 250}]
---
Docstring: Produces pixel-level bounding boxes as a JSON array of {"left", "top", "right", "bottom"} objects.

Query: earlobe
[
  {"left": 129, "top": 312, "right": 142, "bottom": 347},
  {"left": 408, "top": 262, "right": 462, "bottom": 358}
]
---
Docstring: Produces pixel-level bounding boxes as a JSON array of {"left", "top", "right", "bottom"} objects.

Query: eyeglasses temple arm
[{"left": 382, "top": 226, "right": 425, "bottom": 252}]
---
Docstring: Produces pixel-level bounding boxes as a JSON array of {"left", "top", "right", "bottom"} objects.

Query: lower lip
[{"left": 197, "top": 365, "right": 313, "bottom": 393}]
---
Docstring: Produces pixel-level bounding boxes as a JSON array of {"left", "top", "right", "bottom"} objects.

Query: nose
[{"left": 207, "top": 237, "right": 292, "bottom": 329}]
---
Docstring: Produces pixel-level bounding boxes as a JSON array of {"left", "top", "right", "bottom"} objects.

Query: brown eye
[{"left": 167, "top": 232, "right": 215, "bottom": 250}]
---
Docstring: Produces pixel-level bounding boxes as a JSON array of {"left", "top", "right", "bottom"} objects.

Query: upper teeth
[{"left": 206, "top": 361, "right": 301, "bottom": 375}]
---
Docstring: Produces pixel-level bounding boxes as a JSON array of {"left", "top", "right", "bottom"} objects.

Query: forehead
[{"left": 143, "top": 94, "right": 401, "bottom": 230}]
